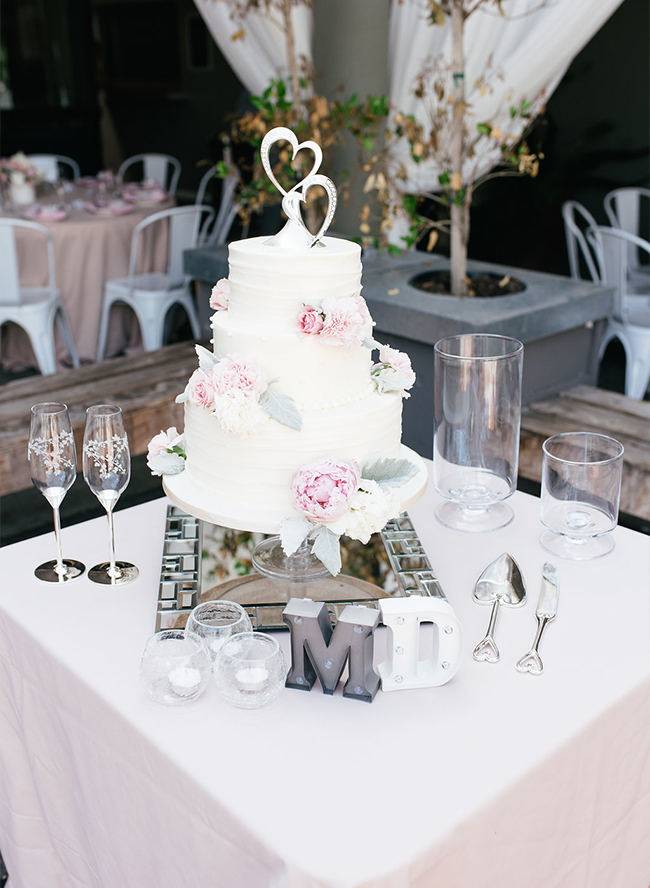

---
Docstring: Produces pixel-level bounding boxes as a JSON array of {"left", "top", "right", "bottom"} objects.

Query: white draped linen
[
  {"left": 388, "top": 0, "right": 626, "bottom": 192},
  {"left": 192, "top": 0, "right": 312, "bottom": 96}
]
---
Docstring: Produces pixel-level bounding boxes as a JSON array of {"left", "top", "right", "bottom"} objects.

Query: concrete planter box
[{"left": 184, "top": 245, "right": 614, "bottom": 457}]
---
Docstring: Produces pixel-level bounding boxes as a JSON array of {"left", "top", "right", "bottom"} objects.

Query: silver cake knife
[{"left": 515, "top": 562, "right": 559, "bottom": 675}]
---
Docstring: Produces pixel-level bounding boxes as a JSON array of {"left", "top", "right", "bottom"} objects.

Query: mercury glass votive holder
[
  {"left": 214, "top": 632, "right": 287, "bottom": 710},
  {"left": 185, "top": 600, "right": 252, "bottom": 663},
  {"left": 140, "top": 629, "right": 211, "bottom": 706}
]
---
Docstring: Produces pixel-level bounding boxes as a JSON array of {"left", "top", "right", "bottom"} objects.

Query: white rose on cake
[
  {"left": 211, "top": 390, "right": 269, "bottom": 436},
  {"left": 326, "top": 478, "right": 398, "bottom": 544},
  {"left": 147, "top": 427, "right": 186, "bottom": 475}
]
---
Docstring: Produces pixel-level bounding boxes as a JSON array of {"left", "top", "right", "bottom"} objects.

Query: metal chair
[
  {"left": 195, "top": 164, "right": 240, "bottom": 246},
  {"left": 27, "top": 154, "right": 81, "bottom": 182},
  {"left": 96, "top": 204, "right": 214, "bottom": 360},
  {"left": 117, "top": 154, "right": 182, "bottom": 197},
  {"left": 561, "top": 200, "right": 600, "bottom": 282},
  {"left": 604, "top": 187, "right": 650, "bottom": 286},
  {"left": 0, "top": 218, "right": 80, "bottom": 374},
  {"left": 588, "top": 225, "right": 650, "bottom": 399}
]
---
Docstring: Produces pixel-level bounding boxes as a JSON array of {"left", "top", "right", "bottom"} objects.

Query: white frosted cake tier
[
  {"left": 164, "top": 444, "right": 428, "bottom": 534},
  {"left": 213, "top": 314, "right": 373, "bottom": 409},
  {"left": 180, "top": 389, "right": 403, "bottom": 525},
  {"left": 225, "top": 235, "right": 362, "bottom": 329}
]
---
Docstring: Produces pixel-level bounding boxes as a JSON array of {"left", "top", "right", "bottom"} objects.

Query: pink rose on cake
[
  {"left": 186, "top": 368, "right": 218, "bottom": 408},
  {"left": 320, "top": 295, "right": 369, "bottom": 347},
  {"left": 297, "top": 295, "right": 370, "bottom": 347},
  {"left": 212, "top": 354, "right": 267, "bottom": 397},
  {"left": 147, "top": 427, "right": 186, "bottom": 475},
  {"left": 298, "top": 307, "right": 324, "bottom": 336},
  {"left": 210, "top": 278, "right": 230, "bottom": 311},
  {"left": 291, "top": 458, "right": 361, "bottom": 522}
]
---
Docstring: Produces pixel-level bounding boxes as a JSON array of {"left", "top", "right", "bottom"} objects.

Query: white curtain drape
[
  {"left": 192, "top": 0, "right": 312, "bottom": 97},
  {"left": 388, "top": 0, "right": 626, "bottom": 192}
]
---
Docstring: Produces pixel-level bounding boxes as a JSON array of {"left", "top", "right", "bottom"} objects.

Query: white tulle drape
[
  {"left": 388, "top": 0, "right": 626, "bottom": 192},
  {"left": 192, "top": 0, "right": 313, "bottom": 96}
]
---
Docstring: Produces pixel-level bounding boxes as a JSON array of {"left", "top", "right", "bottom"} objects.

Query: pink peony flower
[
  {"left": 319, "top": 295, "right": 368, "bottom": 347},
  {"left": 186, "top": 368, "right": 218, "bottom": 408},
  {"left": 211, "top": 354, "right": 267, "bottom": 397},
  {"left": 291, "top": 458, "right": 361, "bottom": 522},
  {"left": 379, "top": 345, "right": 416, "bottom": 389},
  {"left": 298, "top": 306, "right": 324, "bottom": 335},
  {"left": 210, "top": 278, "right": 230, "bottom": 310}
]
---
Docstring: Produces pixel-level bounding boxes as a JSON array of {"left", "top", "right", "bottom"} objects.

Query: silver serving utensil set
[{"left": 472, "top": 553, "right": 559, "bottom": 674}]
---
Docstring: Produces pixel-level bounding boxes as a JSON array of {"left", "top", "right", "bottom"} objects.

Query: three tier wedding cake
[{"left": 152, "top": 127, "right": 426, "bottom": 574}]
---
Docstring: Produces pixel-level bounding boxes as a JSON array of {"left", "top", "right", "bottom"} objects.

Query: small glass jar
[
  {"left": 140, "top": 629, "right": 211, "bottom": 705},
  {"left": 185, "top": 600, "right": 252, "bottom": 663},
  {"left": 214, "top": 632, "right": 287, "bottom": 709}
]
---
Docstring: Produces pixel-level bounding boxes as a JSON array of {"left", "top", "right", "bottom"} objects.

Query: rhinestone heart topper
[{"left": 260, "top": 126, "right": 337, "bottom": 248}]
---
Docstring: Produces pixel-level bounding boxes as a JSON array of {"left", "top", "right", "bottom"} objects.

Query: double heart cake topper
[{"left": 260, "top": 127, "right": 338, "bottom": 248}]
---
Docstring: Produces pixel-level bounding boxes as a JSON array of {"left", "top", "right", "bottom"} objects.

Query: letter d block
[
  {"left": 283, "top": 598, "right": 380, "bottom": 702},
  {"left": 377, "top": 596, "right": 463, "bottom": 691}
]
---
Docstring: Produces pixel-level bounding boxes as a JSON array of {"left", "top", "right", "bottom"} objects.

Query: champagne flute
[
  {"left": 83, "top": 405, "right": 139, "bottom": 585},
  {"left": 28, "top": 403, "right": 85, "bottom": 583}
]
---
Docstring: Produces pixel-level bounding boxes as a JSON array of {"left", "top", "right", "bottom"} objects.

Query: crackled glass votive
[
  {"left": 140, "top": 629, "right": 211, "bottom": 705},
  {"left": 214, "top": 632, "right": 287, "bottom": 709}
]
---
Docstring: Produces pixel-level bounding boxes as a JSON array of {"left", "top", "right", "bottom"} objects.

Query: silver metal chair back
[
  {"left": 588, "top": 225, "right": 650, "bottom": 324},
  {"left": 28, "top": 154, "right": 80, "bottom": 182},
  {"left": 561, "top": 200, "right": 600, "bottom": 282},
  {"left": 0, "top": 218, "right": 56, "bottom": 305},
  {"left": 127, "top": 205, "right": 214, "bottom": 291},
  {"left": 118, "top": 154, "right": 182, "bottom": 196},
  {"left": 604, "top": 187, "right": 650, "bottom": 272}
]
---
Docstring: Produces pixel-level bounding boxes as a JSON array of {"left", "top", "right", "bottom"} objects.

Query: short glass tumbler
[
  {"left": 433, "top": 334, "right": 524, "bottom": 532},
  {"left": 140, "top": 630, "right": 211, "bottom": 705},
  {"left": 185, "top": 600, "right": 252, "bottom": 662},
  {"left": 214, "top": 632, "right": 287, "bottom": 710},
  {"left": 540, "top": 432, "right": 624, "bottom": 560}
]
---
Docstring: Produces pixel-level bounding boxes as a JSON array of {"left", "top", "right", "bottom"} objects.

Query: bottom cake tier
[{"left": 164, "top": 392, "right": 427, "bottom": 533}]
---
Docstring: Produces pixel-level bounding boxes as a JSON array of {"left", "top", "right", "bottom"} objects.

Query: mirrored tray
[{"left": 155, "top": 505, "right": 444, "bottom": 631}]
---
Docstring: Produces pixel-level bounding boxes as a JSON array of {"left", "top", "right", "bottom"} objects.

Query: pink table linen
[
  {"left": 1, "top": 188, "right": 173, "bottom": 371},
  {"left": 0, "top": 476, "right": 648, "bottom": 888}
]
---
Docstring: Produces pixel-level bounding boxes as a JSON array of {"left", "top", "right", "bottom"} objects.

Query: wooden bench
[
  {"left": 519, "top": 385, "right": 650, "bottom": 522},
  {"left": 0, "top": 341, "right": 203, "bottom": 497}
]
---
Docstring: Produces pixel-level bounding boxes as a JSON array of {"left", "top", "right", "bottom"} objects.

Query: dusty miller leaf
[
  {"left": 175, "top": 389, "right": 189, "bottom": 404},
  {"left": 361, "top": 458, "right": 418, "bottom": 489},
  {"left": 260, "top": 388, "right": 302, "bottom": 431},
  {"left": 279, "top": 515, "right": 313, "bottom": 556},
  {"left": 195, "top": 344, "right": 219, "bottom": 372},
  {"left": 310, "top": 525, "right": 342, "bottom": 576}
]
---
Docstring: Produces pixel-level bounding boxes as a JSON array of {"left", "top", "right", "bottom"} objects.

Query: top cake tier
[{"left": 225, "top": 235, "right": 362, "bottom": 329}]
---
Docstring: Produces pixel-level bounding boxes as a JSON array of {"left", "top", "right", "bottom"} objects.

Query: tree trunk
[
  {"left": 449, "top": 0, "right": 468, "bottom": 297},
  {"left": 282, "top": 0, "right": 303, "bottom": 120}
]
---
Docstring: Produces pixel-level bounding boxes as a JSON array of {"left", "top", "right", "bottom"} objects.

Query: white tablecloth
[{"left": 0, "top": 479, "right": 649, "bottom": 888}]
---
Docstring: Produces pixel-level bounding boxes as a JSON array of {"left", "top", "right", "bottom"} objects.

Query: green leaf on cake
[
  {"left": 310, "top": 525, "right": 342, "bottom": 576},
  {"left": 259, "top": 388, "right": 302, "bottom": 431},
  {"left": 361, "top": 458, "right": 418, "bottom": 489}
]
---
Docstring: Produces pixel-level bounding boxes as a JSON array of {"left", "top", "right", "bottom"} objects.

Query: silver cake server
[
  {"left": 472, "top": 553, "right": 527, "bottom": 663},
  {"left": 516, "top": 562, "right": 559, "bottom": 675}
]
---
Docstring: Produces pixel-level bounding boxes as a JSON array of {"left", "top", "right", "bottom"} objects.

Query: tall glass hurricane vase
[
  {"left": 433, "top": 334, "right": 524, "bottom": 532},
  {"left": 83, "top": 405, "right": 139, "bottom": 585},
  {"left": 28, "top": 403, "right": 85, "bottom": 583}
]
